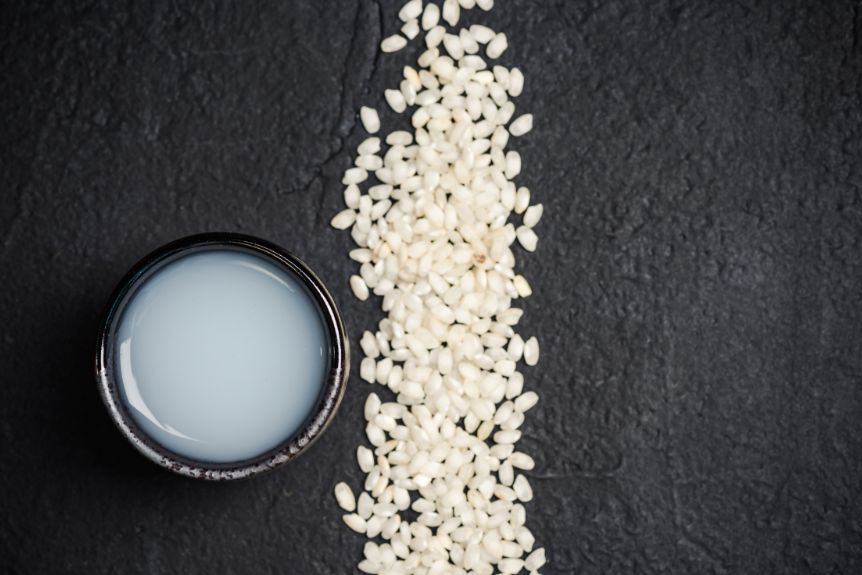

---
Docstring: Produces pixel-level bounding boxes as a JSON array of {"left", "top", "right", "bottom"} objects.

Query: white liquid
[{"left": 114, "top": 248, "right": 329, "bottom": 463}]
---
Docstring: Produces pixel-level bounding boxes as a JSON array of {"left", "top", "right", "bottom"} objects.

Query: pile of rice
[{"left": 331, "top": 1, "right": 545, "bottom": 573}]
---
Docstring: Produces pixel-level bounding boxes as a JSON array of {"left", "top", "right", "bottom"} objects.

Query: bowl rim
[{"left": 95, "top": 232, "right": 349, "bottom": 480}]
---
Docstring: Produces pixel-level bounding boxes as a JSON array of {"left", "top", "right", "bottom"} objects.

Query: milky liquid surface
[{"left": 114, "top": 248, "right": 329, "bottom": 463}]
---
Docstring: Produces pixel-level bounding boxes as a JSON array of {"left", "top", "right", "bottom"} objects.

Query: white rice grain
[
  {"left": 513, "top": 274, "right": 532, "bottom": 298},
  {"left": 350, "top": 275, "right": 370, "bottom": 301},
  {"left": 398, "top": 0, "right": 423, "bottom": 22},
  {"left": 357, "top": 446, "right": 374, "bottom": 473},
  {"left": 509, "top": 452, "right": 535, "bottom": 470},
  {"left": 421, "top": 3, "right": 440, "bottom": 30},
  {"left": 525, "top": 547, "right": 546, "bottom": 571},
  {"left": 360, "top": 357, "right": 376, "bottom": 384},
  {"left": 384, "top": 89, "right": 407, "bottom": 113},
  {"left": 513, "top": 474, "right": 533, "bottom": 501},
  {"left": 331, "top": 209, "right": 356, "bottom": 230},
  {"left": 381, "top": 34, "right": 408, "bottom": 53},
  {"left": 486, "top": 32, "right": 508, "bottom": 59},
  {"left": 425, "top": 25, "right": 445, "bottom": 49},
  {"left": 524, "top": 336, "right": 540, "bottom": 366},
  {"left": 516, "top": 226, "right": 538, "bottom": 252},
  {"left": 523, "top": 203, "right": 543, "bottom": 227},
  {"left": 342, "top": 167, "right": 368, "bottom": 186},
  {"left": 508, "top": 67, "right": 524, "bottom": 96},
  {"left": 499, "top": 558, "right": 524, "bottom": 574},
  {"left": 401, "top": 19, "right": 420, "bottom": 40},
  {"left": 509, "top": 113, "right": 533, "bottom": 137},
  {"left": 515, "top": 186, "right": 531, "bottom": 214},
  {"left": 343, "top": 514, "right": 367, "bottom": 533},
  {"left": 515, "top": 390, "right": 539, "bottom": 412},
  {"left": 360, "top": 106, "right": 380, "bottom": 134},
  {"left": 442, "top": 0, "right": 460, "bottom": 26},
  {"left": 357, "top": 492, "right": 374, "bottom": 518},
  {"left": 470, "top": 24, "right": 495, "bottom": 43},
  {"left": 335, "top": 482, "right": 357, "bottom": 512}
]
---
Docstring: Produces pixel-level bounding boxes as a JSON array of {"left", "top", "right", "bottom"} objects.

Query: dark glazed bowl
[{"left": 95, "top": 233, "right": 349, "bottom": 480}]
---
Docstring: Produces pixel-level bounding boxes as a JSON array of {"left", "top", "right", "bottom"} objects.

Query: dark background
[{"left": 2, "top": 0, "right": 861, "bottom": 573}]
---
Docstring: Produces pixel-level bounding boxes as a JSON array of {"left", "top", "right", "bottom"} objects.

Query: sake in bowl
[{"left": 95, "top": 233, "right": 348, "bottom": 480}]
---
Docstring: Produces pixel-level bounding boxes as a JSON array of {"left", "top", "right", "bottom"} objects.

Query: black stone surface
[{"left": 1, "top": 1, "right": 861, "bottom": 573}]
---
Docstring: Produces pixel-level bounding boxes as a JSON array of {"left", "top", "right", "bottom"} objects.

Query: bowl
[{"left": 95, "top": 233, "right": 349, "bottom": 480}]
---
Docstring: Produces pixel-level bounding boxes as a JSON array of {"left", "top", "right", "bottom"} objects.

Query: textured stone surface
[{"left": 1, "top": 1, "right": 861, "bottom": 573}]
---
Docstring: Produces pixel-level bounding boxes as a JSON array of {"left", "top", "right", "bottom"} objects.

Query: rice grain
[
  {"left": 398, "top": 0, "right": 423, "bottom": 22},
  {"left": 509, "top": 113, "right": 533, "bottom": 137},
  {"left": 350, "top": 275, "right": 370, "bottom": 301},
  {"left": 335, "top": 482, "right": 357, "bottom": 512},
  {"left": 401, "top": 19, "right": 420, "bottom": 40},
  {"left": 524, "top": 336, "right": 540, "bottom": 366},
  {"left": 486, "top": 33, "right": 508, "bottom": 59},
  {"left": 442, "top": 0, "right": 460, "bottom": 26},
  {"left": 343, "top": 514, "right": 367, "bottom": 533},
  {"left": 421, "top": 3, "right": 440, "bottom": 30},
  {"left": 381, "top": 34, "right": 408, "bottom": 53},
  {"left": 360, "top": 106, "right": 380, "bottom": 134}
]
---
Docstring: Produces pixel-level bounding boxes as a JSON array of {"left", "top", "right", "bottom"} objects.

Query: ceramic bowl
[{"left": 95, "top": 233, "right": 349, "bottom": 480}]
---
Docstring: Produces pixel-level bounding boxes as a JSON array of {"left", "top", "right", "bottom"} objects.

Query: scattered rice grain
[
  {"left": 360, "top": 106, "right": 380, "bottom": 134},
  {"left": 401, "top": 19, "right": 420, "bottom": 40},
  {"left": 381, "top": 34, "right": 408, "bottom": 53},
  {"left": 524, "top": 336, "right": 539, "bottom": 366},
  {"left": 398, "top": 0, "right": 423, "bottom": 22},
  {"left": 421, "top": 3, "right": 440, "bottom": 30},
  {"left": 335, "top": 482, "right": 357, "bottom": 512},
  {"left": 509, "top": 113, "right": 533, "bottom": 137}
]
